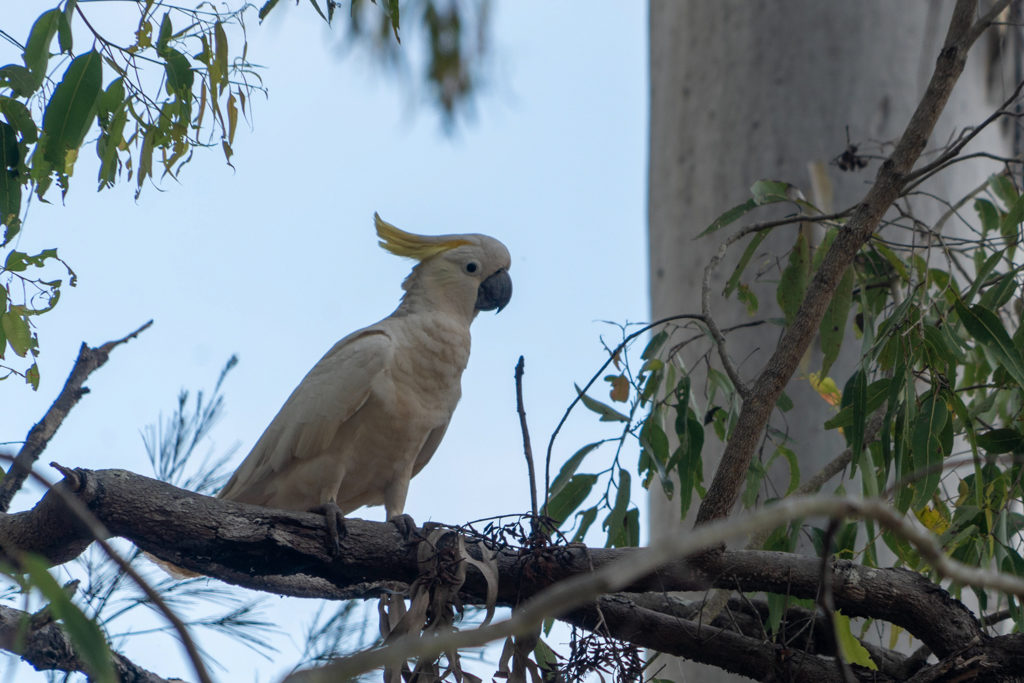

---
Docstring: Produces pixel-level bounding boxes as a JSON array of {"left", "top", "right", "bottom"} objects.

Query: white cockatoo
[{"left": 216, "top": 213, "right": 512, "bottom": 551}]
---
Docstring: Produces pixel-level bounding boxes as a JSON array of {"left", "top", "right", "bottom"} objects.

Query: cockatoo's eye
[{"left": 465, "top": 261, "right": 479, "bottom": 274}]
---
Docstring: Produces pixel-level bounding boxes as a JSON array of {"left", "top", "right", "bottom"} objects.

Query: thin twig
[
  {"left": 514, "top": 356, "right": 538, "bottom": 521},
  {"left": 0, "top": 320, "right": 153, "bottom": 512},
  {"left": 543, "top": 314, "right": 705, "bottom": 508}
]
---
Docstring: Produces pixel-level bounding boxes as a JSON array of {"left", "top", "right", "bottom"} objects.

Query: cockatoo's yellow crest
[{"left": 375, "top": 212, "right": 470, "bottom": 260}]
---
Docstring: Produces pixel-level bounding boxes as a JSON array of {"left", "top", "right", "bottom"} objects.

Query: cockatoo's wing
[{"left": 217, "top": 328, "right": 392, "bottom": 505}]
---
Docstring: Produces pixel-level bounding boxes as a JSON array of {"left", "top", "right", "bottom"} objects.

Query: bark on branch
[
  {"left": 5, "top": 467, "right": 1023, "bottom": 681},
  {"left": 0, "top": 603, "right": 169, "bottom": 682}
]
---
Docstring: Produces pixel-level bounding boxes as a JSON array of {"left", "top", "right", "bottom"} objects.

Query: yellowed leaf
[{"left": 609, "top": 375, "right": 630, "bottom": 403}]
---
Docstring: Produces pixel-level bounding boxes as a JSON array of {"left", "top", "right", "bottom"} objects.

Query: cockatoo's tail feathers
[{"left": 375, "top": 213, "right": 470, "bottom": 260}]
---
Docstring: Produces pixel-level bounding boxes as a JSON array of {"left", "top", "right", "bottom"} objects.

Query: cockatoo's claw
[
  {"left": 312, "top": 502, "right": 348, "bottom": 556},
  {"left": 389, "top": 513, "right": 418, "bottom": 541}
]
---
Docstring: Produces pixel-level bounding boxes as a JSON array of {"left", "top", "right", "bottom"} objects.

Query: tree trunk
[{"left": 648, "top": 1, "right": 1012, "bottom": 680}]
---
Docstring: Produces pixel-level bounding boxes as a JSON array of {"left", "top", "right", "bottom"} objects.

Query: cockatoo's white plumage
[{"left": 217, "top": 213, "right": 511, "bottom": 537}]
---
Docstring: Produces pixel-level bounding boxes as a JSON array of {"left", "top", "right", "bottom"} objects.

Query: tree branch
[
  {"left": 0, "top": 320, "right": 153, "bottom": 512},
  {"left": 10, "top": 468, "right": 1021, "bottom": 678},
  {"left": 696, "top": 0, "right": 996, "bottom": 526},
  {"left": 0, "top": 603, "right": 170, "bottom": 683}
]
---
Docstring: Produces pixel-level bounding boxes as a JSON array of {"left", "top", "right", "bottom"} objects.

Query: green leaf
[
  {"left": 751, "top": 179, "right": 797, "bottom": 205},
  {"left": 549, "top": 442, "right": 601, "bottom": 498},
  {"left": 0, "top": 65, "right": 39, "bottom": 98},
  {"left": 639, "top": 417, "right": 671, "bottom": 493},
  {"left": 641, "top": 329, "right": 668, "bottom": 359},
  {"left": 0, "top": 122, "right": 22, "bottom": 220},
  {"left": 385, "top": 0, "right": 401, "bottom": 39},
  {"left": 724, "top": 230, "right": 769, "bottom": 297},
  {"left": 570, "top": 506, "right": 598, "bottom": 543},
  {"left": 977, "top": 428, "right": 1024, "bottom": 455},
  {"left": 832, "top": 611, "right": 877, "bottom": 670},
  {"left": 1, "top": 311, "right": 33, "bottom": 357},
  {"left": 23, "top": 10, "right": 60, "bottom": 85},
  {"left": 989, "top": 173, "right": 1019, "bottom": 210},
  {"left": 213, "top": 21, "right": 229, "bottom": 92},
  {"left": 307, "top": 0, "right": 329, "bottom": 22},
  {"left": 1000, "top": 195, "right": 1024, "bottom": 248},
  {"left": 840, "top": 369, "right": 868, "bottom": 468},
  {"left": 964, "top": 251, "right": 1003, "bottom": 304},
  {"left": 978, "top": 271, "right": 1018, "bottom": 312},
  {"left": 624, "top": 508, "right": 640, "bottom": 546},
  {"left": 0, "top": 96, "right": 38, "bottom": 143},
  {"left": 4, "top": 248, "right": 58, "bottom": 272},
  {"left": 25, "top": 361, "right": 39, "bottom": 389},
  {"left": 575, "top": 384, "right": 629, "bottom": 422},
  {"left": 603, "top": 470, "right": 631, "bottom": 548},
  {"left": 819, "top": 265, "right": 854, "bottom": 376},
  {"left": 57, "top": 11, "right": 73, "bottom": 54},
  {"left": 161, "top": 46, "right": 194, "bottom": 94},
  {"left": 768, "top": 445, "right": 800, "bottom": 496},
  {"left": 776, "top": 391, "right": 794, "bottom": 412},
  {"left": 911, "top": 393, "right": 949, "bottom": 510},
  {"left": 544, "top": 474, "right": 597, "bottom": 526},
  {"left": 258, "top": 0, "right": 281, "bottom": 21},
  {"left": 955, "top": 300, "right": 1024, "bottom": 390},
  {"left": 975, "top": 198, "right": 1000, "bottom": 236},
  {"left": 22, "top": 555, "right": 116, "bottom": 682},
  {"left": 777, "top": 231, "right": 810, "bottom": 326},
  {"left": 157, "top": 12, "right": 173, "bottom": 52},
  {"left": 40, "top": 50, "right": 102, "bottom": 173},
  {"left": 698, "top": 198, "right": 756, "bottom": 237}
]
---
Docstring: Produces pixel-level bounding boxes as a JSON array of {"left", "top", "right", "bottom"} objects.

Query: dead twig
[{"left": 0, "top": 320, "right": 153, "bottom": 512}]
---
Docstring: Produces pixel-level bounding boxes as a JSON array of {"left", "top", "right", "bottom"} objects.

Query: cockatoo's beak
[{"left": 475, "top": 269, "right": 512, "bottom": 313}]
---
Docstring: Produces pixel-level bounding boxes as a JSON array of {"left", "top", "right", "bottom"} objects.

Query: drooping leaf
[
  {"left": 768, "top": 445, "right": 800, "bottom": 496},
  {"left": 570, "top": 506, "right": 598, "bottom": 543},
  {"left": 832, "top": 611, "right": 877, "bottom": 671},
  {"left": 641, "top": 329, "right": 668, "bottom": 359},
  {"left": 820, "top": 265, "right": 854, "bottom": 376},
  {"left": 974, "top": 198, "right": 1000, "bottom": 236},
  {"left": 911, "top": 393, "right": 949, "bottom": 510},
  {"left": 0, "top": 122, "right": 21, "bottom": 221},
  {"left": 22, "top": 10, "right": 60, "bottom": 88},
  {"left": 603, "top": 470, "right": 632, "bottom": 547},
  {"left": 544, "top": 474, "right": 597, "bottom": 526},
  {"left": 40, "top": 50, "right": 103, "bottom": 173},
  {"left": 777, "top": 231, "right": 810, "bottom": 326},
  {"left": 575, "top": 384, "right": 629, "bottom": 422},
  {"left": 1, "top": 312, "right": 33, "bottom": 357},
  {"left": 724, "top": 230, "right": 769, "bottom": 297},
  {"left": 57, "top": 10, "right": 73, "bottom": 54},
  {"left": 212, "top": 21, "right": 229, "bottom": 92},
  {"left": 989, "top": 173, "right": 1019, "bottom": 211},
  {"left": 161, "top": 46, "right": 194, "bottom": 95},
  {"left": 549, "top": 442, "right": 601, "bottom": 498},
  {"left": 0, "top": 96, "right": 38, "bottom": 144},
  {"left": 977, "top": 429, "right": 1024, "bottom": 455},
  {"left": 698, "top": 197, "right": 757, "bottom": 237},
  {"left": 956, "top": 300, "right": 1024, "bottom": 390},
  {"left": 0, "top": 65, "right": 39, "bottom": 98}
]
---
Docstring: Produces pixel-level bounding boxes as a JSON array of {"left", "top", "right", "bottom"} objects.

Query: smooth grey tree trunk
[{"left": 648, "top": 2, "right": 1013, "bottom": 680}]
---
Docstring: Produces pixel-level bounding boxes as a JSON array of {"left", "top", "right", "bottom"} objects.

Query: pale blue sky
[{"left": 4, "top": 2, "right": 647, "bottom": 679}]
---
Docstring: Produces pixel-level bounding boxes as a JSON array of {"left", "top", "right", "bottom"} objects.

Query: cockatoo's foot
[
  {"left": 312, "top": 502, "right": 348, "bottom": 556},
  {"left": 389, "top": 513, "right": 417, "bottom": 540}
]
